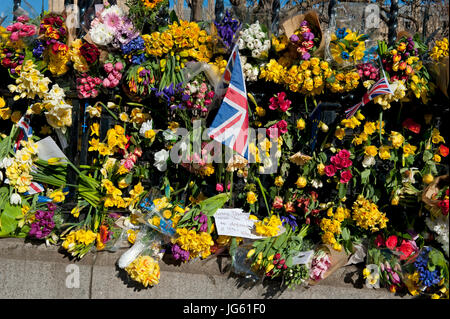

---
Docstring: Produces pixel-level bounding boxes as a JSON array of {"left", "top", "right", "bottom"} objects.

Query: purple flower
[
  {"left": 214, "top": 10, "right": 241, "bottom": 49},
  {"left": 171, "top": 244, "right": 190, "bottom": 262},
  {"left": 302, "top": 52, "right": 311, "bottom": 60},
  {"left": 302, "top": 32, "right": 314, "bottom": 41},
  {"left": 290, "top": 34, "right": 299, "bottom": 43}
]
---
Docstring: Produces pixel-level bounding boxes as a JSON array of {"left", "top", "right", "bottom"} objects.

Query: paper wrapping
[
  {"left": 309, "top": 244, "right": 351, "bottom": 285},
  {"left": 422, "top": 175, "right": 449, "bottom": 208},
  {"left": 281, "top": 10, "right": 326, "bottom": 59}
]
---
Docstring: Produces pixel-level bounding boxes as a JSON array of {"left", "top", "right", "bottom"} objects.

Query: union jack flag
[
  {"left": 208, "top": 46, "right": 249, "bottom": 159},
  {"left": 345, "top": 73, "right": 393, "bottom": 119},
  {"left": 14, "top": 114, "right": 33, "bottom": 151}
]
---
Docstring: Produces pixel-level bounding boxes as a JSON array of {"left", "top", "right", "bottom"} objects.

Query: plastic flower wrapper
[
  {"left": 117, "top": 225, "right": 164, "bottom": 288},
  {"left": 402, "top": 246, "right": 449, "bottom": 298},
  {"left": 364, "top": 234, "right": 408, "bottom": 291}
]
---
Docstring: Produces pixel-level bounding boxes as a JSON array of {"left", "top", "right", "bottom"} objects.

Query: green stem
[
  {"left": 256, "top": 177, "right": 270, "bottom": 216},
  {"left": 304, "top": 96, "right": 308, "bottom": 114},
  {"left": 379, "top": 111, "right": 383, "bottom": 144}
]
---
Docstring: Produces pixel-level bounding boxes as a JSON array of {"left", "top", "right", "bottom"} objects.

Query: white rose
[
  {"left": 362, "top": 155, "right": 376, "bottom": 168},
  {"left": 311, "top": 179, "right": 323, "bottom": 189}
]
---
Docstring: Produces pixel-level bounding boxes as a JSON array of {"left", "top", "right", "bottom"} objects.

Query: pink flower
[
  {"left": 207, "top": 91, "right": 215, "bottom": 99},
  {"left": 341, "top": 158, "right": 352, "bottom": 168},
  {"left": 267, "top": 124, "right": 280, "bottom": 139},
  {"left": 115, "top": 62, "right": 123, "bottom": 71},
  {"left": 272, "top": 196, "right": 284, "bottom": 209},
  {"left": 324, "top": 164, "right": 337, "bottom": 177},
  {"left": 204, "top": 99, "right": 212, "bottom": 105},
  {"left": 338, "top": 149, "right": 351, "bottom": 159},
  {"left": 17, "top": 15, "right": 30, "bottom": 23},
  {"left": 111, "top": 78, "right": 119, "bottom": 87},
  {"left": 330, "top": 155, "right": 343, "bottom": 170},
  {"left": 103, "top": 78, "right": 111, "bottom": 88},
  {"left": 216, "top": 183, "right": 224, "bottom": 192},
  {"left": 276, "top": 120, "right": 288, "bottom": 134},
  {"left": 104, "top": 63, "right": 114, "bottom": 73},
  {"left": 339, "top": 170, "right": 352, "bottom": 184}
]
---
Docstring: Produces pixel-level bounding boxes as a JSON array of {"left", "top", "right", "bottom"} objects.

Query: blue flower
[
  {"left": 336, "top": 28, "right": 348, "bottom": 39},
  {"left": 281, "top": 214, "right": 298, "bottom": 231},
  {"left": 341, "top": 51, "right": 350, "bottom": 60}
]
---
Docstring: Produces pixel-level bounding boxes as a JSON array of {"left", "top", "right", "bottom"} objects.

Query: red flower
[
  {"left": 385, "top": 235, "right": 398, "bottom": 250},
  {"left": 337, "top": 149, "right": 351, "bottom": 159},
  {"left": 80, "top": 42, "right": 100, "bottom": 64},
  {"left": 272, "top": 196, "right": 284, "bottom": 209},
  {"left": 397, "top": 240, "right": 416, "bottom": 260},
  {"left": 324, "top": 164, "right": 337, "bottom": 177},
  {"left": 439, "top": 199, "right": 449, "bottom": 216},
  {"left": 339, "top": 170, "right": 352, "bottom": 184},
  {"left": 276, "top": 120, "right": 288, "bottom": 134},
  {"left": 331, "top": 155, "right": 343, "bottom": 170},
  {"left": 402, "top": 118, "right": 421, "bottom": 134},
  {"left": 439, "top": 145, "right": 449, "bottom": 157},
  {"left": 375, "top": 234, "right": 385, "bottom": 247}
]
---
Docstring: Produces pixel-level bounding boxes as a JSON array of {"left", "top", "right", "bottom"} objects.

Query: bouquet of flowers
[{"left": 329, "top": 28, "right": 368, "bottom": 67}]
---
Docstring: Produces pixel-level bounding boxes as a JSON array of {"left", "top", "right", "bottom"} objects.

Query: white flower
[
  {"left": 0, "top": 157, "right": 14, "bottom": 169},
  {"left": 256, "top": 31, "right": 266, "bottom": 39},
  {"left": 10, "top": 193, "right": 21, "bottom": 205},
  {"left": 252, "top": 49, "right": 261, "bottom": 59},
  {"left": 246, "top": 40, "right": 254, "bottom": 50},
  {"left": 253, "top": 39, "right": 262, "bottom": 49},
  {"left": 89, "top": 23, "right": 114, "bottom": 46},
  {"left": 162, "top": 129, "right": 178, "bottom": 142},
  {"left": 264, "top": 40, "right": 271, "bottom": 47},
  {"left": 362, "top": 155, "right": 376, "bottom": 168},
  {"left": 311, "top": 179, "right": 323, "bottom": 189},
  {"left": 139, "top": 120, "right": 153, "bottom": 137},
  {"left": 154, "top": 149, "right": 169, "bottom": 172},
  {"left": 0, "top": 171, "right": 3, "bottom": 182},
  {"left": 101, "top": 5, "right": 123, "bottom": 19},
  {"left": 426, "top": 216, "right": 449, "bottom": 256},
  {"left": 238, "top": 38, "right": 245, "bottom": 50}
]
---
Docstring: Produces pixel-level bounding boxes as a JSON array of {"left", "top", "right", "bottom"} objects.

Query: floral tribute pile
[{"left": 0, "top": 2, "right": 448, "bottom": 298}]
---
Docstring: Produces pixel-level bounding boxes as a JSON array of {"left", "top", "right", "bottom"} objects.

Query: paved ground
[{"left": 0, "top": 238, "right": 412, "bottom": 299}]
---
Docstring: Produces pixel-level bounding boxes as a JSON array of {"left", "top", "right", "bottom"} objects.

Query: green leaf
[
  {"left": 286, "top": 256, "right": 293, "bottom": 268},
  {"left": 342, "top": 227, "right": 350, "bottom": 241},
  {"left": 338, "top": 183, "right": 347, "bottom": 199},
  {"left": 0, "top": 203, "right": 22, "bottom": 236}
]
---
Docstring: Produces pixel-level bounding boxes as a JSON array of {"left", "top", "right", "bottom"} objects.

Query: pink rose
[
  {"left": 9, "top": 32, "right": 20, "bottom": 41},
  {"left": 17, "top": 15, "right": 30, "bottom": 23},
  {"left": 267, "top": 125, "right": 280, "bottom": 139},
  {"left": 207, "top": 91, "right": 215, "bottom": 99},
  {"left": 324, "top": 164, "right": 337, "bottom": 177},
  {"left": 204, "top": 99, "right": 212, "bottom": 105},
  {"left": 115, "top": 62, "right": 123, "bottom": 71},
  {"left": 103, "top": 78, "right": 111, "bottom": 88},
  {"left": 338, "top": 149, "right": 351, "bottom": 159},
  {"left": 276, "top": 120, "right": 288, "bottom": 134},
  {"left": 20, "top": 24, "right": 36, "bottom": 37},
  {"left": 111, "top": 79, "right": 119, "bottom": 87},
  {"left": 272, "top": 196, "right": 284, "bottom": 209},
  {"left": 104, "top": 63, "right": 114, "bottom": 73},
  {"left": 339, "top": 170, "right": 352, "bottom": 184},
  {"left": 341, "top": 158, "right": 353, "bottom": 168},
  {"left": 330, "top": 155, "right": 343, "bottom": 170},
  {"left": 108, "top": 73, "right": 115, "bottom": 81},
  {"left": 279, "top": 99, "right": 291, "bottom": 112},
  {"left": 216, "top": 183, "right": 224, "bottom": 192}
]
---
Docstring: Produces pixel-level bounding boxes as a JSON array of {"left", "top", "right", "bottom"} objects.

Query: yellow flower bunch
[
  {"left": 389, "top": 131, "right": 405, "bottom": 149},
  {"left": 125, "top": 255, "right": 160, "bottom": 287},
  {"left": 7, "top": 60, "right": 51, "bottom": 101},
  {"left": 46, "top": 45, "right": 70, "bottom": 76},
  {"left": 430, "top": 38, "right": 449, "bottom": 61},
  {"left": 69, "top": 39, "right": 89, "bottom": 73},
  {"left": 281, "top": 58, "right": 333, "bottom": 95},
  {"left": 351, "top": 195, "right": 388, "bottom": 232},
  {"left": 5, "top": 140, "right": 38, "bottom": 193},
  {"left": 320, "top": 206, "right": 351, "bottom": 251},
  {"left": 62, "top": 229, "right": 97, "bottom": 254},
  {"left": 373, "top": 80, "right": 406, "bottom": 110},
  {"left": 173, "top": 228, "right": 214, "bottom": 260},
  {"left": 327, "top": 70, "right": 360, "bottom": 93},
  {"left": 143, "top": 20, "right": 212, "bottom": 62},
  {"left": 254, "top": 214, "right": 282, "bottom": 237},
  {"left": 260, "top": 59, "right": 286, "bottom": 84},
  {"left": 330, "top": 29, "right": 367, "bottom": 65},
  {"left": 209, "top": 56, "right": 228, "bottom": 76}
]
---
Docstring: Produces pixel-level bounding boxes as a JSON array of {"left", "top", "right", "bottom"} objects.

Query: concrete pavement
[{"left": 0, "top": 238, "right": 412, "bottom": 299}]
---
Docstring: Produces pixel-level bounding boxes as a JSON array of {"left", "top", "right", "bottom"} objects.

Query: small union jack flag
[
  {"left": 345, "top": 73, "right": 393, "bottom": 119},
  {"left": 208, "top": 45, "right": 249, "bottom": 159},
  {"left": 14, "top": 114, "right": 33, "bottom": 151}
]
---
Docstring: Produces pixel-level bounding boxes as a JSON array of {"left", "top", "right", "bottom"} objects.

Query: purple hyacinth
[
  {"left": 214, "top": 10, "right": 241, "bottom": 49},
  {"left": 172, "top": 243, "right": 190, "bottom": 262},
  {"left": 194, "top": 212, "right": 208, "bottom": 232}
]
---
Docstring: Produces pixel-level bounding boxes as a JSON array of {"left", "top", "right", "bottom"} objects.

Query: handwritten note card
[{"left": 214, "top": 209, "right": 266, "bottom": 239}]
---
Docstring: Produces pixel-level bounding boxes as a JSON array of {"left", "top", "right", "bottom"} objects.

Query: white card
[{"left": 214, "top": 209, "right": 285, "bottom": 239}]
